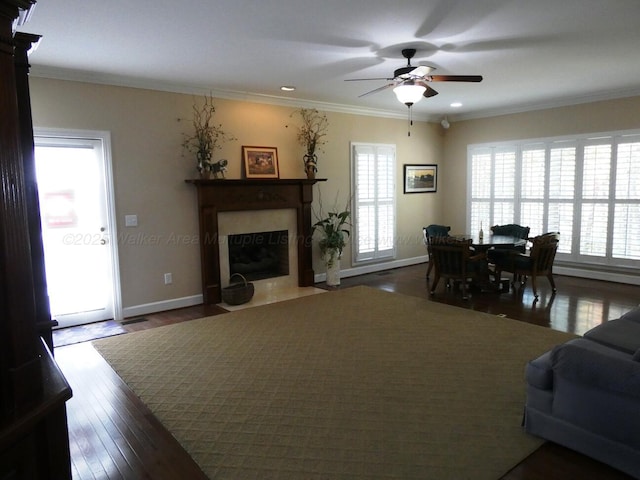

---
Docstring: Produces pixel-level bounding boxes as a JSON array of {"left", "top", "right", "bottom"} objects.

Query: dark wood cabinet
[
  {"left": 13, "top": 31, "right": 57, "bottom": 352},
  {"left": 0, "top": 2, "right": 72, "bottom": 478}
]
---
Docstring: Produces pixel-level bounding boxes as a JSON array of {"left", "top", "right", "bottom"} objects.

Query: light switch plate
[{"left": 125, "top": 214, "right": 138, "bottom": 227}]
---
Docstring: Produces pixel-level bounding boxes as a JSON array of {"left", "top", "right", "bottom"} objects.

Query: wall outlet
[{"left": 164, "top": 273, "right": 172, "bottom": 285}]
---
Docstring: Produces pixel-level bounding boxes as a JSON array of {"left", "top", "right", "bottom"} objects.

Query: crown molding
[
  {"left": 4, "top": 0, "right": 36, "bottom": 27},
  {"left": 28, "top": 65, "right": 427, "bottom": 121},
  {"left": 30, "top": 65, "right": 640, "bottom": 125},
  {"left": 451, "top": 87, "right": 640, "bottom": 122}
]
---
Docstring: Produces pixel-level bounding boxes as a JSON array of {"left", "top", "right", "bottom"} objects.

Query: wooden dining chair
[
  {"left": 429, "top": 236, "right": 487, "bottom": 300},
  {"left": 487, "top": 224, "right": 530, "bottom": 283},
  {"left": 423, "top": 224, "right": 451, "bottom": 279},
  {"left": 488, "top": 224, "right": 530, "bottom": 253},
  {"left": 493, "top": 232, "right": 560, "bottom": 298}
]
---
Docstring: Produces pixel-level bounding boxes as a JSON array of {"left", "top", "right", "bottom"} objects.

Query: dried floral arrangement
[
  {"left": 180, "top": 94, "right": 236, "bottom": 175},
  {"left": 289, "top": 108, "right": 329, "bottom": 176}
]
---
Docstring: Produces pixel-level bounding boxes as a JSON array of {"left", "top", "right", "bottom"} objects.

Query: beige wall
[
  {"left": 29, "top": 77, "right": 443, "bottom": 311},
  {"left": 442, "top": 96, "right": 640, "bottom": 233}
]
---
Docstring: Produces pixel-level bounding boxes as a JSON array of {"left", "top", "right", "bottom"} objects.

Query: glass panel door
[{"left": 34, "top": 135, "right": 117, "bottom": 327}]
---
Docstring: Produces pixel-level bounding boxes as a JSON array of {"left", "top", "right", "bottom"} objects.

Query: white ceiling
[{"left": 17, "top": 0, "right": 640, "bottom": 121}]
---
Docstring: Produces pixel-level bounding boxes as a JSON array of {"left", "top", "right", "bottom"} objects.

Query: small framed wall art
[
  {"left": 242, "top": 146, "right": 280, "bottom": 179},
  {"left": 403, "top": 164, "right": 437, "bottom": 193}
]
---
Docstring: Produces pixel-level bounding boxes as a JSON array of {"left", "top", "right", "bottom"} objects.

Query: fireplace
[
  {"left": 187, "top": 178, "right": 324, "bottom": 304},
  {"left": 228, "top": 230, "right": 289, "bottom": 281}
]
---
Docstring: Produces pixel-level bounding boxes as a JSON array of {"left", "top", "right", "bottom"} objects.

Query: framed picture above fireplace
[{"left": 242, "top": 146, "right": 280, "bottom": 179}]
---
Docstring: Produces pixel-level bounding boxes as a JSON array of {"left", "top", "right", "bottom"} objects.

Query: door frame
[{"left": 34, "top": 127, "right": 123, "bottom": 323}]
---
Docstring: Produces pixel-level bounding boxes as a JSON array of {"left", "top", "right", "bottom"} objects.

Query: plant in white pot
[
  {"left": 313, "top": 203, "right": 350, "bottom": 286},
  {"left": 180, "top": 94, "right": 236, "bottom": 177}
]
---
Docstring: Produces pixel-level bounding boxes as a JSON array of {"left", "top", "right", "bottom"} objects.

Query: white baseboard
[
  {"left": 123, "top": 294, "right": 203, "bottom": 319},
  {"left": 122, "top": 257, "right": 637, "bottom": 318},
  {"left": 313, "top": 256, "right": 640, "bottom": 286},
  {"left": 554, "top": 265, "right": 640, "bottom": 286},
  {"left": 314, "top": 255, "right": 428, "bottom": 283},
  {"left": 124, "top": 257, "right": 429, "bottom": 317}
]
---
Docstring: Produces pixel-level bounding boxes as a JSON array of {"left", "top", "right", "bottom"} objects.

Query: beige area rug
[{"left": 93, "top": 286, "right": 574, "bottom": 479}]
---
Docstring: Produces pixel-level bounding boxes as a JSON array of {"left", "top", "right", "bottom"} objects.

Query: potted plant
[
  {"left": 290, "top": 108, "right": 329, "bottom": 178},
  {"left": 181, "top": 94, "right": 236, "bottom": 177},
  {"left": 313, "top": 198, "right": 350, "bottom": 286}
]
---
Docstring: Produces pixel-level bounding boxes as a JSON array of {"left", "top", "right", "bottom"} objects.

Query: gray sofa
[{"left": 524, "top": 307, "right": 640, "bottom": 478}]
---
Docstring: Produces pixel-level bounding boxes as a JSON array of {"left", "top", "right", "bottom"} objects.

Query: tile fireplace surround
[{"left": 186, "top": 179, "right": 324, "bottom": 304}]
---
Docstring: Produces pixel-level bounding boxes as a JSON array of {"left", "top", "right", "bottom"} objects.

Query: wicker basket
[{"left": 221, "top": 273, "right": 254, "bottom": 305}]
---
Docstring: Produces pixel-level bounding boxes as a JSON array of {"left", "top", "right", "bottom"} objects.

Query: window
[
  {"left": 351, "top": 143, "right": 396, "bottom": 263},
  {"left": 468, "top": 130, "right": 640, "bottom": 270}
]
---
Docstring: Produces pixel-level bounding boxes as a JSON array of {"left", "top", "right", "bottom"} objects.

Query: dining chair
[
  {"left": 487, "top": 224, "right": 530, "bottom": 283},
  {"left": 423, "top": 224, "right": 451, "bottom": 279},
  {"left": 488, "top": 224, "right": 530, "bottom": 252},
  {"left": 428, "top": 236, "right": 487, "bottom": 300},
  {"left": 492, "top": 232, "right": 560, "bottom": 298}
]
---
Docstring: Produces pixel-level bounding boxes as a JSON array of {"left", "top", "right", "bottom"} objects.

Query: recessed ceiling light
[
  {"left": 280, "top": 86, "right": 296, "bottom": 92},
  {"left": 450, "top": 102, "right": 463, "bottom": 108}
]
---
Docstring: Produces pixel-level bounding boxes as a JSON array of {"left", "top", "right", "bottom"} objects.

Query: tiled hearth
[{"left": 219, "top": 285, "right": 327, "bottom": 311}]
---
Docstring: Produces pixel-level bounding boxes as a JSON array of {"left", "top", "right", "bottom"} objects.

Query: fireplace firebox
[{"left": 228, "top": 230, "right": 289, "bottom": 281}]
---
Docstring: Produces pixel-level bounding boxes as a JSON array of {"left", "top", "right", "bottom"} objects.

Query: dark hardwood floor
[{"left": 54, "top": 265, "right": 639, "bottom": 479}]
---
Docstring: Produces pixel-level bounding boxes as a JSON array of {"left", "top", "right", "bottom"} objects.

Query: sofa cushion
[
  {"left": 551, "top": 338, "right": 640, "bottom": 399},
  {"left": 583, "top": 318, "right": 640, "bottom": 355},
  {"left": 634, "top": 348, "right": 640, "bottom": 362}
]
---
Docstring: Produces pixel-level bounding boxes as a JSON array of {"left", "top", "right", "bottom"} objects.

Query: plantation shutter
[
  {"left": 520, "top": 146, "right": 546, "bottom": 236},
  {"left": 580, "top": 141, "right": 611, "bottom": 256},
  {"left": 612, "top": 137, "right": 640, "bottom": 260},
  {"left": 469, "top": 149, "right": 491, "bottom": 235},
  {"left": 469, "top": 129, "right": 640, "bottom": 270},
  {"left": 548, "top": 145, "right": 576, "bottom": 253},
  {"left": 469, "top": 147, "right": 516, "bottom": 235},
  {"left": 352, "top": 143, "right": 396, "bottom": 263}
]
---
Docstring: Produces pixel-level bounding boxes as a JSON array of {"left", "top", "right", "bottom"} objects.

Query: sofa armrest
[
  {"left": 525, "top": 350, "right": 553, "bottom": 390},
  {"left": 551, "top": 338, "right": 640, "bottom": 399}
]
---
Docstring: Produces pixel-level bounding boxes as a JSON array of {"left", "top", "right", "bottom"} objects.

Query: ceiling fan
[{"left": 346, "top": 48, "right": 483, "bottom": 104}]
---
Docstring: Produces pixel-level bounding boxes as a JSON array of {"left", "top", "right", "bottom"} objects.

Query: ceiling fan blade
[
  {"left": 408, "top": 65, "right": 434, "bottom": 78},
  {"left": 423, "top": 86, "right": 439, "bottom": 97},
  {"left": 358, "top": 83, "right": 396, "bottom": 98},
  {"left": 413, "top": 80, "right": 438, "bottom": 98},
  {"left": 428, "top": 75, "right": 483, "bottom": 82},
  {"left": 345, "top": 77, "right": 394, "bottom": 82}
]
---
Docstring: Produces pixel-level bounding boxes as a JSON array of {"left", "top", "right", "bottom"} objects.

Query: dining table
[
  {"left": 450, "top": 233, "right": 528, "bottom": 292},
  {"left": 452, "top": 234, "right": 527, "bottom": 252}
]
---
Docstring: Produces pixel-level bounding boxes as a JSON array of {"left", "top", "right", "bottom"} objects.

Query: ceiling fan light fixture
[{"left": 393, "top": 84, "right": 426, "bottom": 105}]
